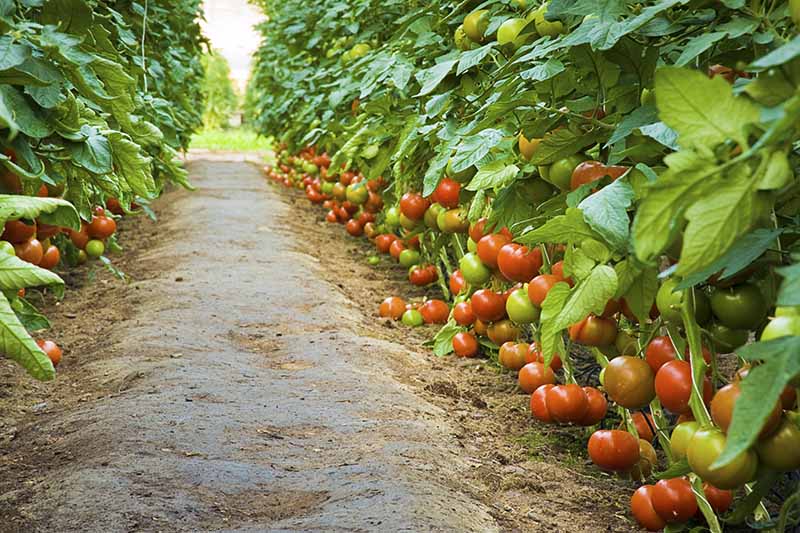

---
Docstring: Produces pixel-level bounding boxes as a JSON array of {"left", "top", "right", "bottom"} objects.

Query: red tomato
[
  {"left": 525, "top": 343, "right": 563, "bottom": 370},
  {"left": 106, "top": 198, "right": 124, "bottom": 215},
  {"left": 36, "top": 339, "right": 62, "bottom": 367},
  {"left": 652, "top": 477, "right": 697, "bottom": 523},
  {"left": 587, "top": 429, "right": 640, "bottom": 471},
  {"left": 497, "top": 244, "right": 542, "bottom": 282},
  {"left": 453, "top": 332, "right": 479, "bottom": 357},
  {"left": 2, "top": 220, "right": 37, "bottom": 244},
  {"left": 469, "top": 218, "right": 512, "bottom": 243},
  {"left": 470, "top": 289, "right": 506, "bottom": 323},
  {"left": 710, "top": 382, "right": 781, "bottom": 437},
  {"left": 580, "top": 387, "right": 608, "bottom": 426},
  {"left": 453, "top": 301, "right": 476, "bottom": 326},
  {"left": 346, "top": 219, "right": 364, "bottom": 236},
  {"left": 499, "top": 341, "right": 528, "bottom": 371},
  {"left": 374, "top": 234, "right": 396, "bottom": 253},
  {"left": 551, "top": 260, "right": 573, "bottom": 286},
  {"left": 631, "top": 485, "right": 667, "bottom": 531},
  {"left": 702, "top": 483, "right": 733, "bottom": 514},
  {"left": 409, "top": 265, "right": 437, "bottom": 286},
  {"left": 527, "top": 274, "right": 560, "bottom": 307},
  {"left": 325, "top": 210, "right": 338, "bottom": 223},
  {"left": 389, "top": 239, "right": 406, "bottom": 260},
  {"left": 654, "top": 360, "right": 712, "bottom": 415},
  {"left": 645, "top": 335, "right": 677, "bottom": 373},
  {"left": 14, "top": 238, "right": 43, "bottom": 264},
  {"left": 87, "top": 215, "right": 116, "bottom": 239},
  {"left": 518, "top": 362, "right": 556, "bottom": 394},
  {"left": 570, "top": 160, "right": 628, "bottom": 191},
  {"left": 420, "top": 299, "right": 449, "bottom": 324},
  {"left": 546, "top": 384, "right": 589, "bottom": 424},
  {"left": 379, "top": 297, "right": 406, "bottom": 320},
  {"left": 449, "top": 269, "right": 466, "bottom": 295},
  {"left": 631, "top": 412, "right": 656, "bottom": 443},
  {"left": 530, "top": 384, "right": 555, "bottom": 422},
  {"left": 476, "top": 233, "right": 511, "bottom": 269},
  {"left": 36, "top": 222, "right": 62, "bottom": 240},
  {"left": 399, "top": 192, "right": 429, "bottom": 220},
  {"left": 433, "top": 178, "right": 461, "bottom": 208},
  {"left": 38, "top": 245, "right": 60, "bottom": 269}
]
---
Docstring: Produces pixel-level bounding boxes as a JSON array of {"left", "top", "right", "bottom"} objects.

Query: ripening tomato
[
  {"left": 527, "top": 274, "right": 560, "bottom": 307},
  {"left": 550, "top": 260, "right": 572, "bottom": 285},
  {"left": 526, "top": 343, "right": 563, "bottom": 370},
  {"left": 433, "top": 178, "right": 461, "bottom": 208},
  {"left": 14, "top": 238, "right": 43, "bottom": 265},
  {"left": 645, "top": 335, "right": 677, "bottom": 374},
  {"left": 497, "top": 244, "right": 542, "bottom": 282},
  {"left": 499, "top": 341, "right": 528, "bottom": 371},
  {"left": 517, "top": 362, "right": 556, "bottom": 394},
  {"left": 687, "top": 427, "right": 758, "bottom": 489},
  {"left": 654, "top": 360, "right": 712, "bottom": 415},
  {"left": 379, "top": 297, "right": 406, "bottom": 320},
  {"left": 487, "top": 319, "right": 520, "bottom": 344},
  {"left": 569, "top": 315, "right": 617, "bottom": 347},
  {"left": 363, "top": 222, "right": 378, "bottom": 239},
  {"left": 420, "top": 299, "right": 449, "bottom": 324},
  {"left": 399, "top": 192, "right": 429, "bottom": 220},
  {"left": 471, "top": 289, "right": 506, "bottom": 322},
  {"left": 625, "top": 439, "right": 658, "bottom": 482},
  {"left": 473, "top": 318, "right": 488, "bottom": 336},
  {"left": 702, "top": 483, "right": 733, "bottom": 514},
  {"left": 2, "top": 220, "right": 36, "bottom": 244},
  {"left": 631, "top": 485, "right": 667, "bottom": 532},
  {"left": 604, "top": 356, "right": 656, "bottom": 409},
  {"left": 453, "top": 332, "right": 479, "bottom": 357},
  {"left": 453, "top": 301, "right": 476, "bottom": 326},
  {"left": 477, "top": 233, "right": 511, "bottom": 269},
  {"left": 710, "top": 382, "right": 781, "bottom": 437},
  {"left": 651, "top": 477, "right": 697, "bottom": 523},
  {"left": 469, "top": 218, "right": 489, "bottom": 243},
  {"left": 588, "top": 429, "right": 640, "bottom": 471},
  {"left": 375, "top": 234, "right": 397, "bottom": 254},
  {"left": 36, "top": 339, "right": 62, "bottom": 367},
  {"left": 546, "top": 384, "right": 588, "bottom": 424},
  {"left": 449, "top": 269, "right": 466, "bottom": 295},
  {"left": 570, "top": 160, "right": 628, "bottom": 191},
  {"left": 580, "top": 387, "right": 608, "bottom": 426},
  {"left": 631, "top": 412, "right": 656, "bottom": 443},
  {"left": 756, "top": 418, "right": 800, "bottom": 471},
  {"left": 39, "top": 245, "right": 60, "bottom": 269},
  {"left": 530, "top": 384, "right": 554, "bottom": 422}
]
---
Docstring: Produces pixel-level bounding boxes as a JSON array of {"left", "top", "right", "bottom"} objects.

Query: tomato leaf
[
  {"left": 0, "top": 291, "right": 54, "bottom": 381},
  {"left": 0, "top": 254, "right": 65, "bottom": 297},
  {"left": 432, "top": 321, "right": 462, "bottom": 357},
  {"left": 456, "top": 43, "right": 494, "bottom": 76},
  {"left": 450, "top": 129, "right": 504, "bottom": 173},
  {"left": 654, "top": 67, "right": 759, "bottom": 150},
  {"left": 554, "top": 265, "right": 618, "bottom": 330},
  {"left": 466, "top": 160, "right": 519, "bottom": 191},
  {"left": 578, "top": 179, "right": 634, "bottom": 251},
  {"left": 619, "top": 264, "right": 658, "bottom": 323},
  {"left": 0, "top": 195, "right": 80, "bottom": 230},
  {"left": 747, "top": 35, "right": 800, "bottom": 70},
  {"left": 414, "top": 57, "right": 458, "bottom": 97},
  {"left": 605, "top": 104, "right": 658, "bottom": 147},
  {"left": 690, "top": 476, "right": 723, "bottom": 533},
  {"left": 777, "top": 263, "right": 800, "bottom": 306},
  {"left": 519, "top": 207, "right": 605, "bottom": 246},
  {"left": 713, "top": 337, "right": 800, "bottom": 468},
  {"left": 540, "top": 282, "right": 570, "bottom": 365},
  {"left": 725, "top": 469, "right": 780, "bottom": 525},
  {"left": 654, "top": 458, "right": 692, "bottom": 479},
  {"left": 528, "top": 128, "right": 606, "bottom": 166}
]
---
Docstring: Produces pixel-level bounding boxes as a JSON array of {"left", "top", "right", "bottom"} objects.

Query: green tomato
[
  {"left": 710, "top": 284, "right": 768, "bottom": 331},
  {"left": 459, "top": 252, "right": 491, "bottom": 286},
  {"left": 708, "top": 322, "right": 749, "bottom": 353},
  {"left": 640, "top": 88, "right": 654, "bottom": 106},
  {"left": 531, "top": 3, "right": 566, "bottom": 37},
  {"left": 321, "top": 182, "right": 335, "bottom": 195},
  {"left": 545, "top": 154, "right": 584, "bottom": 191},
  {"left": 463, "top": 9, "right": 490, "bottom": 43},
  {"left": 86, "top": 239, "right": 105, "bottom": 258},
  {"left": 385, "top": 206, "right": 401, "bottom": 228},
  {"left": 424, "top": 203, "right": 445, "bottom": 230},
  {"left": 401, "top": 309, "right": 424, "bottom": 327},
  {"left": 454, "top": 25, "right": 472, "bottom": 51},
  {"left": 398, "top": 249, "right": 420, "bottom": 268},
  {"left": 756, "top": 418, "right": 800, "bottom": 471},
  {"left": 77, "top": 249, "right": 88, "bottom": 265},
  {"left": 687, "top": 427, "right": 758, "bottom": 490},
  {"left": 0, "top": 241, "right": 15, "bottom": 256},
  {"left": 438, "top": 208, "right": 469, "bottom": 234},
  {"left": 350, "top": 43, "right": 371, "bottom": 59},
  {"left": 670, "top": 421, "right": 700, "bottom": 460},
  {"left": 399, "top": 213, "right": 418, "bottom": 231},
  {"left": 497, "top": 17, "right": 530, "bottom": 51},
  {"left": 760, "top": 315, "right": 800, "bottom": 341},
  {"left": 598, "top": 367, "right": 606, "bottom": 387},
  {"left": 346, "top": 182, "right": 368, "bottom": 205},
  {"left": 367, "top": 255, "right": 380, "bottom": 266},
  {"left": 506, "top": 288, "right": 540, "bottom": 324},
  {"left": 655, "top": 279, "right": 711, "bottom": 325}
]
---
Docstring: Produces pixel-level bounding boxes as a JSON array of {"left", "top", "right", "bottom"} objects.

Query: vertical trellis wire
[{"left": 141, "top": 0, "right": 149, "bottom": 93}]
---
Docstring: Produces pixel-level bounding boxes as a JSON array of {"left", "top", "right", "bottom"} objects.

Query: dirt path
[{"left": 0, "top": 155, "right": 636, "bottom": 532}]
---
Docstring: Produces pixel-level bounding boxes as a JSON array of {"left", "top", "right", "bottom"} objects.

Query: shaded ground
[{"left": 0, "top": 154, "right": 636, "bottom": 532}]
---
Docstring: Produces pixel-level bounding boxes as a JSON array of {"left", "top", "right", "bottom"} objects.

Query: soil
[{"left": 0, "top": 153, "right": 638, "bottom": 532}]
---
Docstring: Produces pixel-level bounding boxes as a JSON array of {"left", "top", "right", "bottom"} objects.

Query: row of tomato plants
[
  {"left": 0, "top": 2, "right": 205, "bottom": 379},
  {"left": 250, "top": 0, "right": 800, "bottom": 530}
]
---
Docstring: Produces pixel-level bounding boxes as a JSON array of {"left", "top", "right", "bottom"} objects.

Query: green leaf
[
  {"left": 563, "top": 245, "right": 595, "bottom": 281},
  {"left": 519, "top": 58, "right": 565, "bottom": 82},
  {"left": 0, "top": 254, "right": 64, "bottom": 296},
  {"left": 414, "top": 58, "right": 458, "bottom": 97},
  {"left": 638, "top": 122, "right": 679, "bottom": 150},
  {"left": 0, "top": 195, "right": 80, "bottom": 230},
  {"left": 422, "top": 147, "right": 451, "bottom": 197},
  {"left": 620, "top": 265, "right": 658, "bottom": 323},
  {"left": 432, "top": 320, "right": 462, "bottom": 357},
  {"left": 489, "top": 179, "right": 541, "bottom": 234},
  {"left": 108, "top": 132, "right": 155, "bottom": 198},
  {"left": 13, "top": 297, "right": 51, "bottom": 332},
  {"left": 777, "top": 263, "right": 800, "bottom": 306},
  {"left": 578, "top": 179, "right": 634, "bottom": 251},
  {"left": 0, "top": 36, "right": 30, "bottom": 70},
  {"left": 520, "top": 207, "right": 605, "bottom": 246},
  {"left": 691, "top": 477, "right": 723, "bottom": 533},
  {"left": 0, "top": 85, "right": 53, "bottom": 138},
  {"left": 540, "top": 281, "right": 570, "bottom": 365},
  {"left": 655, "top": 67, "right": 759, "bottom": 149},
  {"left": 553, "top": 264, "right": 618, "bottom": 328},
  {"left": 605, "top": 105, "right": 658, "bottom": 147},
  {"left": 675, "top": 228, "right": 782, "bottom": 290},
  {"left": 529, "top": 128, "right": 607, "bottom": 165},
  {"left": 674, "top": 32, "right": 727, "bottom": 66},
  {"left": 654, "top": 458, "right": 692, "bottom": 479},
  {"left": 456, "top": 43, "right": 494, "bottom": 76},
  {"left": 713, "top": 337, "right": 800, "bottom": 468},
  {"left": 466, "top": 160, "right": 519, "bottom": 191},
  {"left": 0, "top": 291, "right": 54, "bottom": 381},
  {"left": 68, "top": 125, "right": 113, "bottom": 174},
  {"left": 450, "top": 129, "right": 504, "bottom": 173},
  {"left": 748, "top": 35, "right": 800, "bottom": 70}
]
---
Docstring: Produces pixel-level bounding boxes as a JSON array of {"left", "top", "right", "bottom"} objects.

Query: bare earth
[{"left": 0, "top": 155, "right": 636, "bottom": 532}]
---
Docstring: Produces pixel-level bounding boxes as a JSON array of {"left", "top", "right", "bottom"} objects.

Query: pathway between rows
[{"left": 1, "top": 156, "right": 501, "bottom": 533}]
